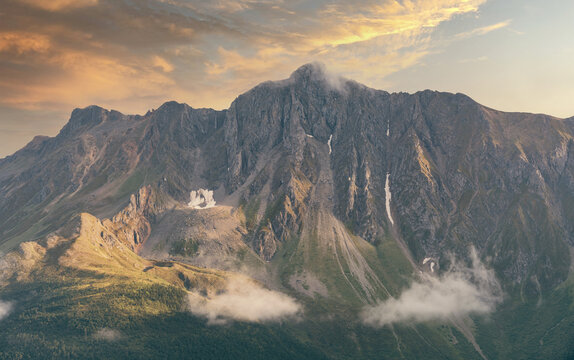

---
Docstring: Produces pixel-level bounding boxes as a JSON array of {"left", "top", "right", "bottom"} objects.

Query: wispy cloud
[
  {"left": 455, "top": 20, "right": 512, "bottom": 39},
  {"left": 361, "top": 248, "right": 502, "bottom": 327},
  {"left": 0, "top": 0, "right": 487, "bottom": 113},
  {"left": 459, "top": 55, "right": 489, "bottom": 64}
]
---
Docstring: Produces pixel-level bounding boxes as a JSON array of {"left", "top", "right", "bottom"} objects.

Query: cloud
[
  {"left": 459, "top": 56, "right": 489, "bottom": 64},
  {"left": 0, "top": 0, "right": 487, "bottom": 112},
  {"left": 310, "top": 0, "right": 486, "bottom": 49},
  {"left": 361, "top": 248, "right": 502, "bottom": 327},
  {"left": 187, "top": 277, "right": 301, "bottom": 324},
  {"left": 152, "top": 56, "right": 175, "bottom": 73},
  {"left": 455, "top": 20, "right": 512, "bottom": 39},
  {"left": 93, "top": 327, "right": 122, "bottom": 341},
  {"left": 0, "top": 32, "right": 51, "bottom": 54},
  {"left": 0, "top": 300, "right": 13, "bottom": 321},
  {"left": 17, "top": 0, "right": 99, "bottom": 12},
  {"left": 288, "top": 62, "right": 348, "bottom": 92}
]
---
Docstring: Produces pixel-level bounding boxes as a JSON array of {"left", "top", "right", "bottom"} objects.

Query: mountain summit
[{"left": 1, "top": 64, "right": 574, "bottom": 359}]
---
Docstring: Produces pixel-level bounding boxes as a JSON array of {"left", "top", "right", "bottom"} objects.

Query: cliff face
[
  {"left": 1, "top": 64, "right": 573, "bottom": 295},
  {"left": 221, "top": 64, "right": 574, "bottom": 292}
]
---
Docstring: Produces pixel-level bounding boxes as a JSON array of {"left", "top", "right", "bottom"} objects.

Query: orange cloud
[
  {"left": 307, "top": 0, "right": 486, "bottom": 49},
  {"left": 0, "top": 48, "right": 175, "bottom": 111},
  {"left": 17, "top": 0, "right": 98, "bottom": 11},
  {"left": 0, "top": 0, "right": 489, "bottom": 115},
  {"left": 0, "top": 32, "right": 51, "bottom": 54},
  {"left": 152, "top": 56, "right": 175, "bottom": 73}
]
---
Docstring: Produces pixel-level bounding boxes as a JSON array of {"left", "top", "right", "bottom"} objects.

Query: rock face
[
  {"left": 1, "top": 63, "right": 574, "bottom": 295},
  {"left": 102, "top": 185, "right": 160, "bottom": 251}
]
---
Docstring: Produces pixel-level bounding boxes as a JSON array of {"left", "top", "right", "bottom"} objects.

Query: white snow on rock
[
  {"left": 385, "top": 173, "right": 394, "bottom": 225},
  {"left": 328, "top": 134, "right": 333, "bottom": 154},
  {"left": 423, "top": 257, "right": 437, "bottom": 272},
  {"left": 188, "top": 189, "right": 216, "bottom": 209}
]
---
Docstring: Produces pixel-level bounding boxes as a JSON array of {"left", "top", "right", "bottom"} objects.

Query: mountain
[{"left": 1, "top": 63, "right": 574, "bottom": 359}]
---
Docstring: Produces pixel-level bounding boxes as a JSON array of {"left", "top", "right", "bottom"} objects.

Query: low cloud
[
  {"left": 0, "top": 300, "right": 13, "bottom": 321},
  {"left": 188, "top": 277, "right": 301, "bottom": 324},
  {"left": 362, "top": 248, "right": 502, "bottom": 327},
  {"left": 93, "top": 327, "right": 122, "bottom": 341}
]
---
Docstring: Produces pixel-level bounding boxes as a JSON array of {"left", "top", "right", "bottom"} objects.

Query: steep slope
[{"left": 220, "top": 64, "right": 574, "bottom": 294}]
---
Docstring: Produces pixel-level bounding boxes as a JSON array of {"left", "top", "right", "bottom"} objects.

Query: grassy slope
[
  {"left": 475, "top": 275, "right": 574, "bottom": 359},
  {"left": 0, "top": 215, "right": 326, "bottom": 359}
]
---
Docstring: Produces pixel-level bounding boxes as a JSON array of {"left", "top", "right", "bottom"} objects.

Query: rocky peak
[
  {"left": 154, "top": 101, "right": 188, "bottom": 115},
  {"left": 288, "top": 62, "right": 348, "bottom": 92},
  {"left": 58, "top": 105, "right": 123, "bottom": 138},
  {"left": 104, "top": 186, "right": 160, "bottom": 251}
]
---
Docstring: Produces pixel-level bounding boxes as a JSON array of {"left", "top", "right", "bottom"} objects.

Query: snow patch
[
  {"left": 188, "top": 189, "right": 216, "bottom": 209},
  {"left": 423, "top": 257, "right": 436, "bottom": 272},
  {"left": 328, "top": 134, "right": 333, "bottom": 154},
  {"left": 386, "top": 122, "right": 390, "bottom": 137},
  {"left": 385, "top": 173, "right": 394, "bottom": 225},
  {"left": 306, "top": 134, "right": 314, "bottom": 138}
]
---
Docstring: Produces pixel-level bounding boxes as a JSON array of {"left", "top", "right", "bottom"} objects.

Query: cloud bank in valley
[
  {"left": 0, "top": 300, "right": 13, "bottom": 321},
  {"left": 362, "top": 248, "right": 502, "bottom": 327},
  {"left": 188, "top": 277, "right": 301, "bottom": 324}
]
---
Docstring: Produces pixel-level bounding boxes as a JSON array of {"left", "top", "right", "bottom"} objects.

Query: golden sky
[{"left": 0, "top": 0, "right": 573, "bottom": 157}]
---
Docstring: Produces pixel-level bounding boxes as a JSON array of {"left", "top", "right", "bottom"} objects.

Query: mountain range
[{"left": 1, "top": 63, "right": 574, "bottom": 359}]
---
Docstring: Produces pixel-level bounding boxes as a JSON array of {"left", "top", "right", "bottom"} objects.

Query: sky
[{"left": 0, "top": 0, "right": 573, "bottom": 158}]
